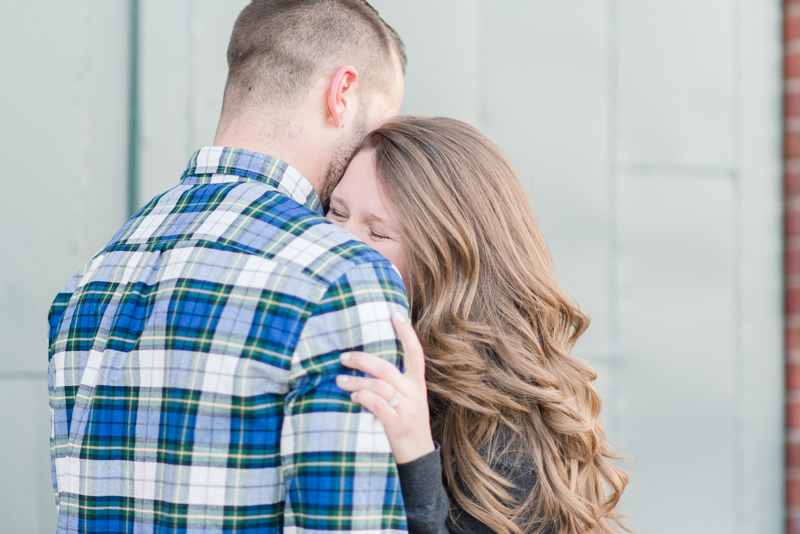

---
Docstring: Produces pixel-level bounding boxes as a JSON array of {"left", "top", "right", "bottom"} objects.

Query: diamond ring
[{"left": 388, "top": 390, "right": 399, "bottom": 407}]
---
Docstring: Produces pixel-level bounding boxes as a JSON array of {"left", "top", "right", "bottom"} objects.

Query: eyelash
[{"left": 330, "top": 209, "right": 389, "bottom": 240}]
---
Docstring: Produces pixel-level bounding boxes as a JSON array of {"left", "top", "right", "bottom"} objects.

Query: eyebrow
[{"left": 366, "top": 212, "right": 392, "bottom": 227}]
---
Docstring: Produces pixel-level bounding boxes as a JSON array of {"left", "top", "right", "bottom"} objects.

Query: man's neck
[{"left": 214, "top": 113, "right": 327, "bottom": 194}]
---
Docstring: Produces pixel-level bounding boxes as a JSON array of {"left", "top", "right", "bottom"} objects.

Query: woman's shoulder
[
  {"left": 484, "top": 424, "right": 533, "bottom": 464},
  {"left": 486, "top": 424, "right": 537, "bottom": 493},
  {"left": 448, "top": 424, "right": 557, "bottom": 534},
  {"left": 450, "top": 423, "right": 537, "bottom": 491}
]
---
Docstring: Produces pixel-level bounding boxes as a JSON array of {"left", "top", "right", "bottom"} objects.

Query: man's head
[{"left": 215, "top": 0, "right": 406, "bottom": 207}]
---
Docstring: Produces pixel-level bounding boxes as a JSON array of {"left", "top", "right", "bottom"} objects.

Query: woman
[{"left": 326, "top": 117, "right": 629, "bottom": 534}]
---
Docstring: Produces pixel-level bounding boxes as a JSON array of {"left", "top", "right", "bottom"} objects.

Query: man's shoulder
[
  {"left": 270, "top": 210, "right": 400, "bottom": 287},
  {"left": 206, "top": 181, "right": 402, "bottom": 288},
  {"left": 47, "top": 182, "right": 405, "bottom": 366},
  {"left": 104, "top": 180, "right": 400, "bottom": 290}
]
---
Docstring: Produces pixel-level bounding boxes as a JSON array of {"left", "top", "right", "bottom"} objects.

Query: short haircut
[{"left": 223, "top": 0, "right": 406, "bottom": 112}]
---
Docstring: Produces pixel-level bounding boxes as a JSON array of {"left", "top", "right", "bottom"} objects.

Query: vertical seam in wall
[
  {"left": 127, "top": 0, "right": 140, "bottom": 217},
  {"left": 732, "top": 0, "right": 745, "bottom": 532},
  {"left": 607, "top": 0, "right": 620, "bottom": 443},
  {"left": 186, "top": 1, "right": 196, "bottom": 156},
  {"left": 476, "top": 0, "right": 487, "bottom": 132},
  {"left": 75, "top": 0, "right": 91, "bottom": 260}
]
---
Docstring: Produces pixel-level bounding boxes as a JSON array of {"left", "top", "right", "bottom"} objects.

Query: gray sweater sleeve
[
  {"left": 396, "top": 446, "right": 450, "bottom": 534},
  {"left": 396, "top": 434, "right": 555, "bottom": 534}
]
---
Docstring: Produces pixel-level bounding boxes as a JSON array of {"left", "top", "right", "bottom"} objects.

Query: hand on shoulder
[{"left": 336, "top": 314, "right": 436, "bottom": 464}]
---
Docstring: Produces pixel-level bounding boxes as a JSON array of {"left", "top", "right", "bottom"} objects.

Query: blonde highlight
[{"left": 361, "top": 117, "right": 630, "bottom": 534}]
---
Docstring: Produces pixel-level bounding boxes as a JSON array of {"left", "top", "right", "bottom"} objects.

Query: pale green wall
[
  {"left": 0, "top": 2, "right": 784, "bottom": 533},
  {"left": 370, "top": 2, "right": 784, "bottom": 533},
  {"left": 0, "top": 1, "right": 131, "bottom": 532}
]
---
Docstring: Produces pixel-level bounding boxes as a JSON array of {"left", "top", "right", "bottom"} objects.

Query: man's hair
[{"left": 223, "top": 0, "right": 406, "bottom": 113}]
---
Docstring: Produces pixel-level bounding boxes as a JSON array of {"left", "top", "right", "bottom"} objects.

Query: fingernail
[
  {"left": 350, "top": 391, "right": 358, "bottom": 402},
  {"left": 340, "top": 352, "right": 352, "bottom": 362},
  {"left": 336, "top": 375, "right": 349, "bottom": 385},
  {"left": 393, "top": 312, "right": 408, "bottom": 323}
]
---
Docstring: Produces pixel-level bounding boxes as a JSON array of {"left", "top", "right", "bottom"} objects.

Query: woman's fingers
[
  {"left": 350, "top": 389, "right": 400, "bottom": 426},
  {"left": 341, "top": 316, "right": 436, "bottom": 465},
  {"left": 340, "top": 350, "right": 405, "bottom": 390},
  {"left": 391, "top": 314, "right": 426, "bottom": 380},
  {"left": 335, "top": 375, "right": 396, "bottom": 401}
]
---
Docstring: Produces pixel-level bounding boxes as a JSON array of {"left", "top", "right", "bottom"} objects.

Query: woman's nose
[
  {"left": 340, "top": 220, "right": 360, "bottom": 239},
  {"left": 340, "top": 219, "right": 355, "bottom": 234}
]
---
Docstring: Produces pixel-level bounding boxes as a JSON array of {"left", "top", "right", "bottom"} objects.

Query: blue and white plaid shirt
[{"left": 48, "top": 146, "right": 410, "bottom": 534}]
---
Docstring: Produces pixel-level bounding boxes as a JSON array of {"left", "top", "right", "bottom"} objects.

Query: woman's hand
[{"left": 336, "top": 314, "right": 435, "bottom": 464}]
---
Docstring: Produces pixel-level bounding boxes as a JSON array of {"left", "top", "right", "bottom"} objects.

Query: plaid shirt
[{"left": 48, "top": 146, "right": 410, "bottom": 534}]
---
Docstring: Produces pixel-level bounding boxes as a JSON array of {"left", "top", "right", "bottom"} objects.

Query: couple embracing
[{"left": 47, "top": 1, "right": 629, "bottom": 533}]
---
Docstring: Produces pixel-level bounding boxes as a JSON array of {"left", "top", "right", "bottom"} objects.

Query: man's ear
[{"left": 327, "top": 66, "right": 359, "bottom": 128}]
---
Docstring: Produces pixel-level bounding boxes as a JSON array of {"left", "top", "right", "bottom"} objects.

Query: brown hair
[
  {"left": 360, "top": 117, "right": 630, "bottom": 534},
  {"left": 223, "top": 0, "right": 405, "bottom": 112}
]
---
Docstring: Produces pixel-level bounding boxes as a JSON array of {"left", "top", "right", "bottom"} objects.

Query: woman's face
[{"left": 326, "top": 150, "right": 409, "bottom": 283}]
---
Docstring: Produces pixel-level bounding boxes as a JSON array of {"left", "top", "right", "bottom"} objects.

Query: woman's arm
[
  {"left": 335, "top": 315, "right": 451, "bottom": 534},
  {"left": 335, "top": 317, "right": 548, "bottom": 534},
  {"left": 444, "top": 433, "right": 550, "bottom": 534},
  {"left": 396, "top": 447, "right": 451, "bottom": 534},
  {"left": 335, "top": 314, "right": 435, "bottom": 463},
  {"left": 394, "top": 435, "right": 545, "bottom": 534}
]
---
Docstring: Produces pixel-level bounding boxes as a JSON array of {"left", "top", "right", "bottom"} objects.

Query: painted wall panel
[
  {"left": 0, "top": 0, "right": 129, "bottom": 373},
  {"left": 0, "top": 379, "right": 58, "bottom": 533},
  {"left": 138, "top": 0, "right": 248, "bottom": 206},
  {"left": 0, "top": 2, "right": 784, "bottom": 532},
  {"left": 737, "top": 1, "right": 784, "bottom": 531},
  {"left": 369, "top": 0, "right": 481, "bottom": 127},
  {"left": 0, "top": 1, "right": 129, "bottom": 530},
  {"left": 616, "top": 0, "right": 736, "bottom": 168},
  {"left": 480, "top": 0, "right": 612, "bottom": 357},
  {"left": 190, "top": 1, "right": 250, "bottom": 149},
  {"left": 615, "top": 174, "right": 737, "bottom": 533},
  {"left": 139, "top": 0, "right": 194, "bottom": 206}
]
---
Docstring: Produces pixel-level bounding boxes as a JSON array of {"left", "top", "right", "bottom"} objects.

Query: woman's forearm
[{"left": 396, "top": 447, "right": 451, "bottom": 534}]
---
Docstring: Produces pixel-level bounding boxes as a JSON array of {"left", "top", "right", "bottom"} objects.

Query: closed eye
[{"left": 329, "top": 208, "right": 348, "bottom": 220}]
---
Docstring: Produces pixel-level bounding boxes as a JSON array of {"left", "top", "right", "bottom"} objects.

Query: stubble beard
[{"left": 319, "top": 108, "right": 369, "bottom": 211}]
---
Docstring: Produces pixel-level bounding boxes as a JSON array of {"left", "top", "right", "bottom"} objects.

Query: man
[{"left": 47, "top": 1, "right": 408, "bottom": 532}]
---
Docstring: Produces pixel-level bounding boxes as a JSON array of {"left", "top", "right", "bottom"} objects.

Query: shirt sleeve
[{"left": 280, "top": 260, "right": 410, "bottom": 534}]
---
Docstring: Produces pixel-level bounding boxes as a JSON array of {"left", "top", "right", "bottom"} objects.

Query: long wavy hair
[{"left": 359, "top": 117, "right": 630, "bottom": 534}]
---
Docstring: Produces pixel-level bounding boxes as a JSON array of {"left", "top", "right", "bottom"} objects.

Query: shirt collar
[{"left": 180, "top": 146, "right": 323, "bottom": 215}]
